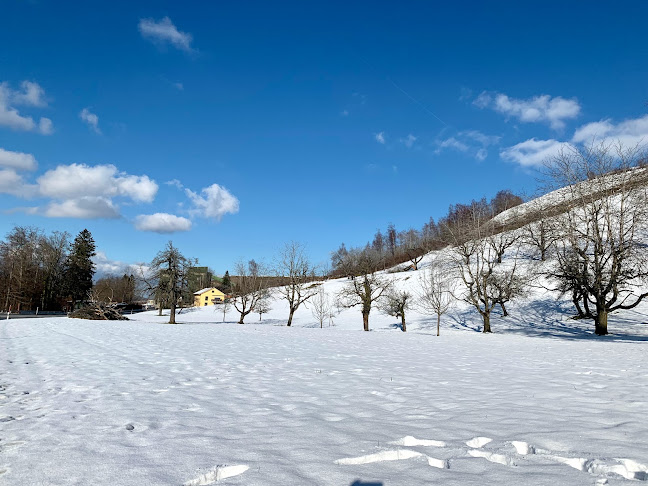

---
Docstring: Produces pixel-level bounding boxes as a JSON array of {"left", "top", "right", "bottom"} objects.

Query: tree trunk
[
  {"left": 400, "top": 314, "right": 406, "bottom": 332},
  {"left": 362, "top": 311, "right": 370, "bottom": 331},
  {"left": 500, "top": 301, "right": 508, "bottom": 317},
  {"left": 482, "top": 312, "right": 492, "bottom": 333},
  {"left": 595, "top": 309, "right": 608, "bottom": 336},
  {"left": 238, "top": 312, "right": 245, "bottom": 324},
  {"left": 437, "top": 313, "right": 440, "bottom": 337},
  {"left": 169, "top": 303, "right": 176, "bottom": 324},
  {"left": 287, "top": 309, "right": 294, "bottom": 327}
]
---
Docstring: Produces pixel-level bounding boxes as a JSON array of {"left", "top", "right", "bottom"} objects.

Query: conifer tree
[{"left": 65, "top": 229, "right": 96, "bottom": 304}]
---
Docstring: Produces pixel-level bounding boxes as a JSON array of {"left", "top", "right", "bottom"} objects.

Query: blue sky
[{"left": 1, "top": 1, "right": 647, "bottom": 275}]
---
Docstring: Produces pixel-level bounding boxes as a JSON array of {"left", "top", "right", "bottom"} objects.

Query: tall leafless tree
[
  {"left": 231, "top": 259, "right": 268, "bottom": 324},
  {"left": 276, "top": 242, "right": 318, "bottom": 326},
  {"left": 148, "top": 242, "right": 194, "bottom": 324},
  {"left": 416, "top": 261, "right": 455, "bottom": 336},
  {"left": 310, "top": 285, "right": 330, "bottom": 328},
  {"left": 544, "top": 141, "right": 648, "bottom": 335},
  {"left": 445, "top": 204, "right": 524, "bottom": 333},
  {"left": 337, "top": 252, "right": 391, "bottom": 331}
]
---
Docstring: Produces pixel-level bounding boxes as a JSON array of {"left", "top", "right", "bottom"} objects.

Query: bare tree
[
  {"left": 445, "top": 203, "right": 524, "bottom": 333},
  {"left": 524, "top": 218, "right": 558, "bottom": 261},
  {"left": 406, "top": 247, "right": 424, "bottom": 271},
  {"left": 220, "top": 296, "right": 231, "bottom": 322},
  {"left": 276, "top": 242, "right": 318, "bottom": 326},
  {"left": 544, "top": 141, "right": 648, "bottom": 335},
  {"left": 256, "top": 294, "right": 271, "bottom": 321},
  {"left": 310, "top": 285, "right": 330, "bottom": 328},
  {"left": 149, "top": 242, "right": 194, "bottom": 324},
  {"left": 378, "top": 287, "right": 412, "bottom": 332},
  {"left": 337, "top": 252, "right": 392, "bottom": 331},
  {"left": 417, "top": 261, "right": 455, "bottom": 336},
  {"left": 231, "top": 259, "right": 267, "bottom": 324}
]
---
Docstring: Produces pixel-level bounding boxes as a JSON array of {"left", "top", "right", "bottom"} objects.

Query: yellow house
[{"left": 193, "top": 288, "right": 226, "bottom": 307}]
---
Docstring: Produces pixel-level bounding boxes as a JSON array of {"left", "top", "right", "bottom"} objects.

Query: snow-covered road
[{"left": 1, "top": 316, "right": 647, "bottom": 485}]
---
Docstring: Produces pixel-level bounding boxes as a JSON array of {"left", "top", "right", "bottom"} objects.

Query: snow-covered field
[{"left": 2, "top": 282, "right": 647, "bottom": 485}]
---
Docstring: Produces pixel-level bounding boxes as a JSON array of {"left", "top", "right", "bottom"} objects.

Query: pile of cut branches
[{"left": 69, "top": 303, "right": 129, "bottom": 321}]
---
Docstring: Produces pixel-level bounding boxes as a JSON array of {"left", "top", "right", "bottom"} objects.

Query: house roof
[{"left": 193, "top": 287, "right": 220, "bottom": 295}]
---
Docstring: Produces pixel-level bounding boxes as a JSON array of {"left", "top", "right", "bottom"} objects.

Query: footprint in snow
[{"left": 183, "top": 465, "right": 249, "bottom": 485}]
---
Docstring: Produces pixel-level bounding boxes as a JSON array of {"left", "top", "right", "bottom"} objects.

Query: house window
[
  {"left": 204, "top": 303, "right": 207, "bottom": 306},
  {"left": 205, "top": 296, "right": 208, "bottom": 301}
]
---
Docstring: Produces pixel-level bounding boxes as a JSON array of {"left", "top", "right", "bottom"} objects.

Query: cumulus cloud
[
  {"left": 474, "top": 91, "right": 581, "bottom": 130},
  {"left": 138, "top": 17, "right": 194, "bottom": 52},
  {"left": 186, "top": 183, "right": 239, "bottom": 220},
  {"left": 0, "top": 81, "right": 53, "bottom": 134},
  {"left": 0, "top": 169, "right": 29, "bottom": 197},
  {"left": 43, "top": 196, "right": 120, "bottom": 219},
  {"left": 375, "top": 131, "right": 386, "bottom": 144},
  {"left": 572, "top": 115, "right": 648, "bottom": 147},
  {"left": 2, "top": 163, "right": 158, "bottom": 219},
  {"left": 93, "top": 250, "right": 142, "bottom": 277},
  {"left": 38, "top": 163, "right": 158, "bottom": 203},
  {"left": 401, "top": 134, "right": 417, "bottom": 148},
  {"left": 79, "top": 108, "right": 101, "bottom": 134},
  {"left": 500, "top": 138, "right": 573, "bottom": 167},
  {"left": 134, "top": 213, "right": 192, "bottom": 233},
  {"left": 0, "top": 148, "right": 37, "bottom": 171}
]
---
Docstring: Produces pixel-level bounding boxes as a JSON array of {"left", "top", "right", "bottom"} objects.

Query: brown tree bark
[
  {"left": 362, "top": 311, "right": 370, "bottom": 331},
  {"left": 482, "top": 312, "right": 492, "bottom": 333},
  {"left": 400, "top": 314, "right": 406, "bottom": 332},
  {"left": 595, "top": 309, "right": 608, "bottom": 335}
]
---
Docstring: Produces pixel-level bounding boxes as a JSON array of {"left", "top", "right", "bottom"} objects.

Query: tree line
[
  {"left": 0, "top": 228, "right": 97, "bottom": 313},
  {"left": 330, "top": 189, "right": 524, "bottom": 278}
]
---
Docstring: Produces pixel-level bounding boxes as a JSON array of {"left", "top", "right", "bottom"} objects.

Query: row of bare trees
[
  {"left": 330, "top": 190, "right": 524, "bottom": 278},
  {"left": 330, "top": 141, "right": 648, "bottom": 336}
]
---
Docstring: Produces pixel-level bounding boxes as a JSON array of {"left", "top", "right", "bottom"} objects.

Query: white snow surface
[{"left": 2, "top": 286, "right": 647, "bottom": 485}]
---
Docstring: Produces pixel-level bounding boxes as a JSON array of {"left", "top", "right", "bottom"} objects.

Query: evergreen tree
[
  {"left": 222, "top": 270, "right": 231, "bottom": 292},
  {"left": 65, "top": 229, "right": 96, "bottom": 303}
]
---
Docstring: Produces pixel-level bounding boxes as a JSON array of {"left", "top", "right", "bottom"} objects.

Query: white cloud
[
  {"left": 38, "top": 117, "right": 53, "bottom": 135},
  {"left": 79, "top": 108, "right": 101, "bottom": 134},
  {"left": 0, "top": 169, "right": 28, "bottom": 197},
  {"left": 186, "top": 183, "right": 239, "bottom": 220},
  {"left": 475, "top": 91, "right": 581, "bottom": 130},
  {"left": 401, "top": 134, "right": 417, "bottom": 148},
  {"left": 341, "top": 109, "right": 349, "bottom": 116},
  {"left": 38, "top": 163, "right": 158, "bottom": 203},
  {"left": 92, "top": 250, "right": 142, "bottom": 277},
  {"left": 572, "top": 115, "right": 648, "bottom": 147},
  {"left": 173, "top": 82, "right": 184, "bottom": 91},
  {"left": 500, "top": 138, "right": 573, "bottom": 167},
  {"left": 12, "top": 81, "right": 47, "bottom": 107},
  {"left": 165, "top": 179, "right": 184, "bottom": 190},
  {"left": 375, "top": 131, "right": 385, "bottom": 144},
  {"left": 134, "top": 213, "right": 192, "bottom": 233},
  {"left": 44, "top": 196, "right": 120, "bottom": 219},
  {"left": 0, "top": 148, "right": 37, "bottom": 171},
  {"left": 437, "top": 137, "right": 469, "bottom": 152},
  {"left": 459, "top": 130, "right": 500, "bottom": 146},
  {"left": 476, "top": 148, "right": 488, "bottom": 161},
  {"left": 435, "top": 129, "right": 501, "bottom": 161},
  {"left": 138, "top": 17, "right": 194, "bottom": 52},
  {"left": 0, "top": 81, "right": 53, "bottom": 134}
]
